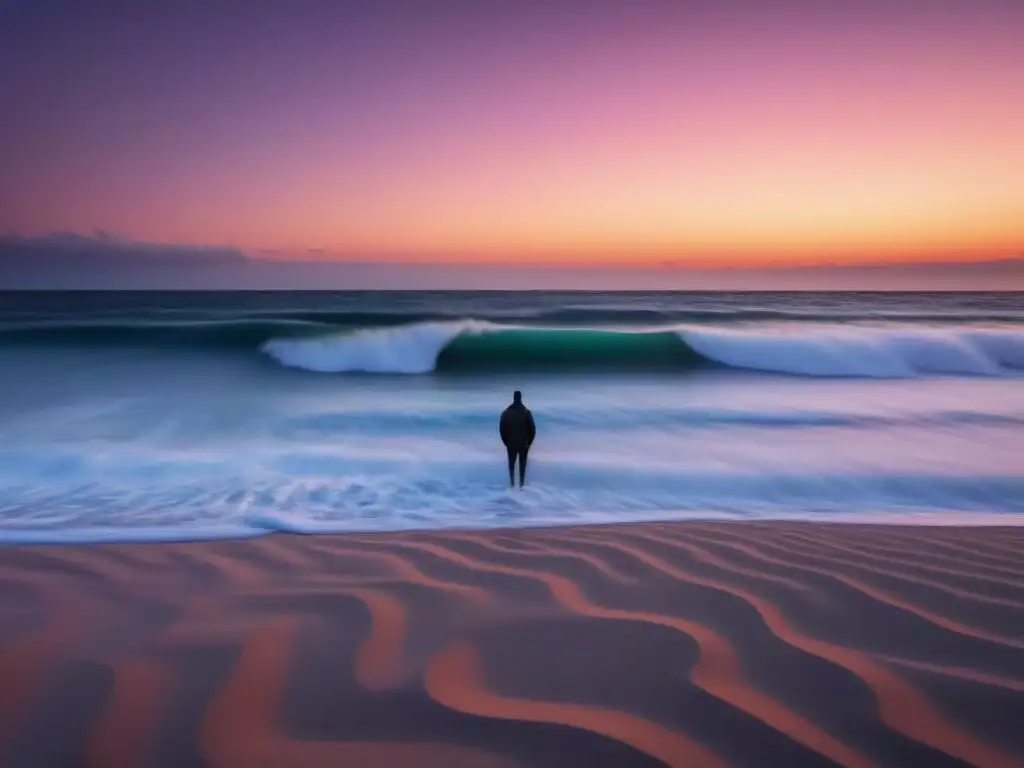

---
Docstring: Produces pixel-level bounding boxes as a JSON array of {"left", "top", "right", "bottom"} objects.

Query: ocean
[{"left": 1, "top": 290, "right": 1022, "bottom": 544}]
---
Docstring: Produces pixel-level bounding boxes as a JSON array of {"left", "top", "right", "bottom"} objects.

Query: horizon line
[{"left": 4, "top": 231, "right": 1023, "bottom": 272}]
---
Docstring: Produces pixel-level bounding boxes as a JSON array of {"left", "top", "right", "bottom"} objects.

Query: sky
[{"left": 2, "top": 0, "right": 1024, "bottom": 273}]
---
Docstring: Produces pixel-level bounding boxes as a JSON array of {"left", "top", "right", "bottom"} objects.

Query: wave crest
[
  {"left": 259, "top": 322, "right": 1024, "bottom": 377},
  {"left": 261, "top": 321, "right": 476, "bottom": 373},
  {"left": 683, "top": 326, "right": 1024, "bottom": 378}
]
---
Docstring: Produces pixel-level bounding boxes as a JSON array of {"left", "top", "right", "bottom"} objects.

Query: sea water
[{"left": 1, "top": 290, "right": 1022, "bottom": 543}]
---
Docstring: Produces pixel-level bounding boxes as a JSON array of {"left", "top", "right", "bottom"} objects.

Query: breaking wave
[
  {"left": 1, "top": 312, "right": 1023, "bottom": 378},
  {"left": 261, "top": 321, "right": 1024, "bottom": 378}
]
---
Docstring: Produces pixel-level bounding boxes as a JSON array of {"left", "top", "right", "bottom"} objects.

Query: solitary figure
[{"left": 499, "top": 390, "right": 536, "bottom": 488}]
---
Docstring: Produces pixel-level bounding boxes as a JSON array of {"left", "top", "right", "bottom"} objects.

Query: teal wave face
[{"left": 436, "top": 328, "right": 705, "bottom": 371}]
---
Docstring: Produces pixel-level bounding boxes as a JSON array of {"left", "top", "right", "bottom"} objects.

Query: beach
[{"left": 1, "top": 521, "right": 1021, "bottom": 767}]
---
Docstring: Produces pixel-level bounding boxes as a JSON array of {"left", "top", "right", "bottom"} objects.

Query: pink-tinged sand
[{"left": 1, "top": 522, "right": 1022, "bottom": 767}]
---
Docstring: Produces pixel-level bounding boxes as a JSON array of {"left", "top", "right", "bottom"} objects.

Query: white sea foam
[
  {"left": 2, "top": 373, "right": 1024, "bottom": 544},
  {"left": 261, "top": 321, "right": 477, "bottom": 373},
  {"left": 681, "top": 325, "right": 1024, "bottom": 377}
]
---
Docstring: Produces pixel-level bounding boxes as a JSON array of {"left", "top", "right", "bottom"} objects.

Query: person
[{"left": 499, "top": 390, "right": 536, "bottom": 488}]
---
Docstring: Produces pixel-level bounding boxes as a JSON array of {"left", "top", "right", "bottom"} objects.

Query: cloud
[
  {"left": 0, "top": 232, "right": 247, "bottom": 261},
  {"left": 0, "top": 233, "right": 248, "bottom": 289},
  {"left": 1, "top": 233, "right": 1021, "bottom": 289}
]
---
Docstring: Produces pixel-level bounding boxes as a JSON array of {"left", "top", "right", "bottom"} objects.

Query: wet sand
[{"left": 1, "top": 521, "right": 1022, "bottom": 767}]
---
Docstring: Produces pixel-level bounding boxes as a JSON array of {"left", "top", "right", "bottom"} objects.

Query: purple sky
[{"left": 2, "top": 0, "right": 1023, "bottom": 285}]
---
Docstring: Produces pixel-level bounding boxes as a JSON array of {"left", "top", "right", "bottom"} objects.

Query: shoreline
[
  {"left": 3, "top": 512, "right": 1024, "bottom": 548},
  {"left": 1, "top": 519, "right": 1022, "bottom": 766}
]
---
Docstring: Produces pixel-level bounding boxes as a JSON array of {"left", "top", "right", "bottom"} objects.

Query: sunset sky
[{"left": 3, "top": 0, "right": 1023, "bottom": 268}]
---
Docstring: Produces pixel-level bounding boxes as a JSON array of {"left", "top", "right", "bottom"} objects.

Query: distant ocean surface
[{"left": 1, "top": 290, "right": 1023, "bottom": 544}]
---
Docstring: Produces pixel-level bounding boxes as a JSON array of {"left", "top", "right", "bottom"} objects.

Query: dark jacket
[{"left": 500, "top": 402, "right": 536, "bottom": 450}]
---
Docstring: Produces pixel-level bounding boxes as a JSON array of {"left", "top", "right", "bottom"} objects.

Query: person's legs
[
  {"left": 518, "top": 447, "right": 529, "bottom": 487},
  {"left": 506, "top": 445, "right": 517, "bottom": 486}
]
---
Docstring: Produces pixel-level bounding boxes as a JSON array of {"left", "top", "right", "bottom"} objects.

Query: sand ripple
[{"left": 1, "top": 522, "right": 1022, "bottom": 767}]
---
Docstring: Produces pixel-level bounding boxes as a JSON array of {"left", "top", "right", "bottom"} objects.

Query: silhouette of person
[{"left": 499, "top": 390, "right": 536, "bottom": 488}]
